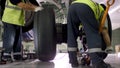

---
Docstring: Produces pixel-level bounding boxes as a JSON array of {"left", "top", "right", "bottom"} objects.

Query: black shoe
[
  {"left": 2, "top": 55, "right": 14, "bottom": 62},
  {"left": 92, "top": 61, "right": 112, "bottom": 68},
  {"left": 71, "top": 63, "right": 79, "bottom": 67},
  {"left": 68, "top": 51, "right": 79, "bottom": 67},
  {"left": 14, "top": 57, "right": 27, "bottom": 61},
  {"left": 0, "top": 59, "right": 6, "bottom": 64},
  {"left": 14, "top": 55, "right": 27, "bottom": 61}
]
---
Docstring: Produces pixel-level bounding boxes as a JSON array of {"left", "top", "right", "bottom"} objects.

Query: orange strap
[{"left": 99, "top": 0, "right": 115, "bottom": 33}]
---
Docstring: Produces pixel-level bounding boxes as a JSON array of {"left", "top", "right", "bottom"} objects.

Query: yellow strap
[{"left": 99, "top": 0, "right": 115, "bottom": 33}]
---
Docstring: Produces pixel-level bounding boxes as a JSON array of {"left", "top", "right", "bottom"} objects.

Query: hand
[{"left": 34, "top": 6, "right": 44, "bottom": 12}]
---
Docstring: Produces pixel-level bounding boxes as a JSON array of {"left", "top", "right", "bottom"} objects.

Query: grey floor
[
  {"left": 0, "top": 42, "right": 120, "bottom": 68},
  {"left": 0, "top": 53, "right": 120, "bottom": 68}
]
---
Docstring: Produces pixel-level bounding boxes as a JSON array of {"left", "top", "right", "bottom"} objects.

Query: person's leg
[
  {"left": 67, "top": 3, "right": 81, "bottom": 67},
  {"left": 2, "top": 22, "right": 16, "bottom": 61},
  {"left": 70, "top": 3, "right": 109, "bottom": 67},
  {"left": 13, "top": 26, "right": 23, "bottom": 60}
]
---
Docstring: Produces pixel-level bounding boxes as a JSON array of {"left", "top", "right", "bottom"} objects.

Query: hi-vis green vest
[
  {"left": 72, "top": 0, "right": 104, "bottom": 21},
  {"left": 2, "top": 0, "right": 25, "bottom": 26}
]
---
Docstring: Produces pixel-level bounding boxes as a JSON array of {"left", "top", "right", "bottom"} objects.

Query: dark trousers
[
  {"left": 67, "top": 3, "right": 107, "bottom": 64},
  {"left": 2, "top": 22, "right": 22, "bottom": 57}
]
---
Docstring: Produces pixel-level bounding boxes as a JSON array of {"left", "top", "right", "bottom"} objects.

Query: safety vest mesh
[
  {"left": 72, "top": 0, "right": 104, "bottom": 22},
  {"left": 2, "top": 0, "right": 25, "bottom": 26}
]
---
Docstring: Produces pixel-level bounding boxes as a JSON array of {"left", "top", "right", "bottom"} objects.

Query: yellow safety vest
[
  {"left": 72, "top": 0, "right": 104, "bottom": 21},
  {"left": 2, "top": 0, "right": 25, "bottom": 26}
]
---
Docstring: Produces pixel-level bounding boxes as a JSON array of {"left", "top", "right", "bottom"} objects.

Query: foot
[
  {"left": 92, "top": 61, "right": 113, "bottom": 68},
  {"left": 71, "top": 63, "right": 79, "bottom": 67},
  {"left": 2, "top": 55, "right": 14, "bottom": 63},
  {"left": 14, "top": 56, "right": 27, "bottom": 61},
  {"left": 0, "top": 59, "right": 6, "bottom": 64}
]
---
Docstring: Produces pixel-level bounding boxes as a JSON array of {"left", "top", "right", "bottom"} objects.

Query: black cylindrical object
[{"left": 34, "top": 5, "right": 56, "bottom": 61}]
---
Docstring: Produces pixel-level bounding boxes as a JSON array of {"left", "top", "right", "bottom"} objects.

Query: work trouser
[
  {"left": 2, "top": 22, "right": 22, "bottom": 59},
  {"left": 67, "top": 3, "right": 107, "bottom": 64}
]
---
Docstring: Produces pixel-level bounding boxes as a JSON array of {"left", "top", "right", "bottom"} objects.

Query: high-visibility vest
[
  {"left": 2, "top": 0, "right": 25, "bottom": 26},
  {"left": 72, "top": 0, "right": 104, "bottom": 21}
]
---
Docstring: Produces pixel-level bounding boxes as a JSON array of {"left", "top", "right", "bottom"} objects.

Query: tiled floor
[{"left": 0, "top": 53, "right": 120, "bottom": 68}]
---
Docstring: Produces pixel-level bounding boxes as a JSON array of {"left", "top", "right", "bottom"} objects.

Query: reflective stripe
[
  {"left": 88, "top": 48, "right": 105, "bottom": 53},
  {"left": 67, "top": 47, "right": 77, "bottom": 51},
  {"left": 3, "top": 52, "right": 16, "bottom": 61},
  {"left": 5, "top": 5, "right": 21, "bottom": 10},
  {"left": 13, "top": 52, "right": 22, "bottom": 55},
  {"left": 3, "top": 52, "right": 22, "bottom": 56},
  {"left": 3, "top": 53, "right": 11, "bottom": 56}
]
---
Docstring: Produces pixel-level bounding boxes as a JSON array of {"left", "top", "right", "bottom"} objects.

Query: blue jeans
[{"left": 2, "top": 22, "right": 22, "bottom": 55}]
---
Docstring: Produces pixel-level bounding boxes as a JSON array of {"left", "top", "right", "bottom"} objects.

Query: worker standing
[
  {"left": 1, "top": 0, "right": 43, "bottom": 62},
  {"left": 67, "top": 0, "right": 112, "bottom": 68}
]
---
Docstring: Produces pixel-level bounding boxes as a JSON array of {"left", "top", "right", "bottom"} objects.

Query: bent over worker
[
  {"left": 67, "top": 0, "right": 112, "bottom": 68},
  {"left": 1, "top": 0, "right": 43, "bottom": 62}
]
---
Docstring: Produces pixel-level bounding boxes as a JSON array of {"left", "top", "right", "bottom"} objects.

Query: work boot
[
  {"left": 71, "top": 62, "right": 79, "bottom": 68},
  {"left": 2, "top": 52, "right": 15, "bottom": 63},
  {"left": 14, "top": 55, "right": 27, "bottom": 61},
  {"left": 68, "top": 51, "right": 79, "bottom": 67},
  {"left": 2, "top": 56, "right": 14, "bottom": 63},
  {"left": 92, "top": 61, "right": 113, "bottom": 68},
  {"left": 0, "top": 59, "right": 6, "bottom": 64}
]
